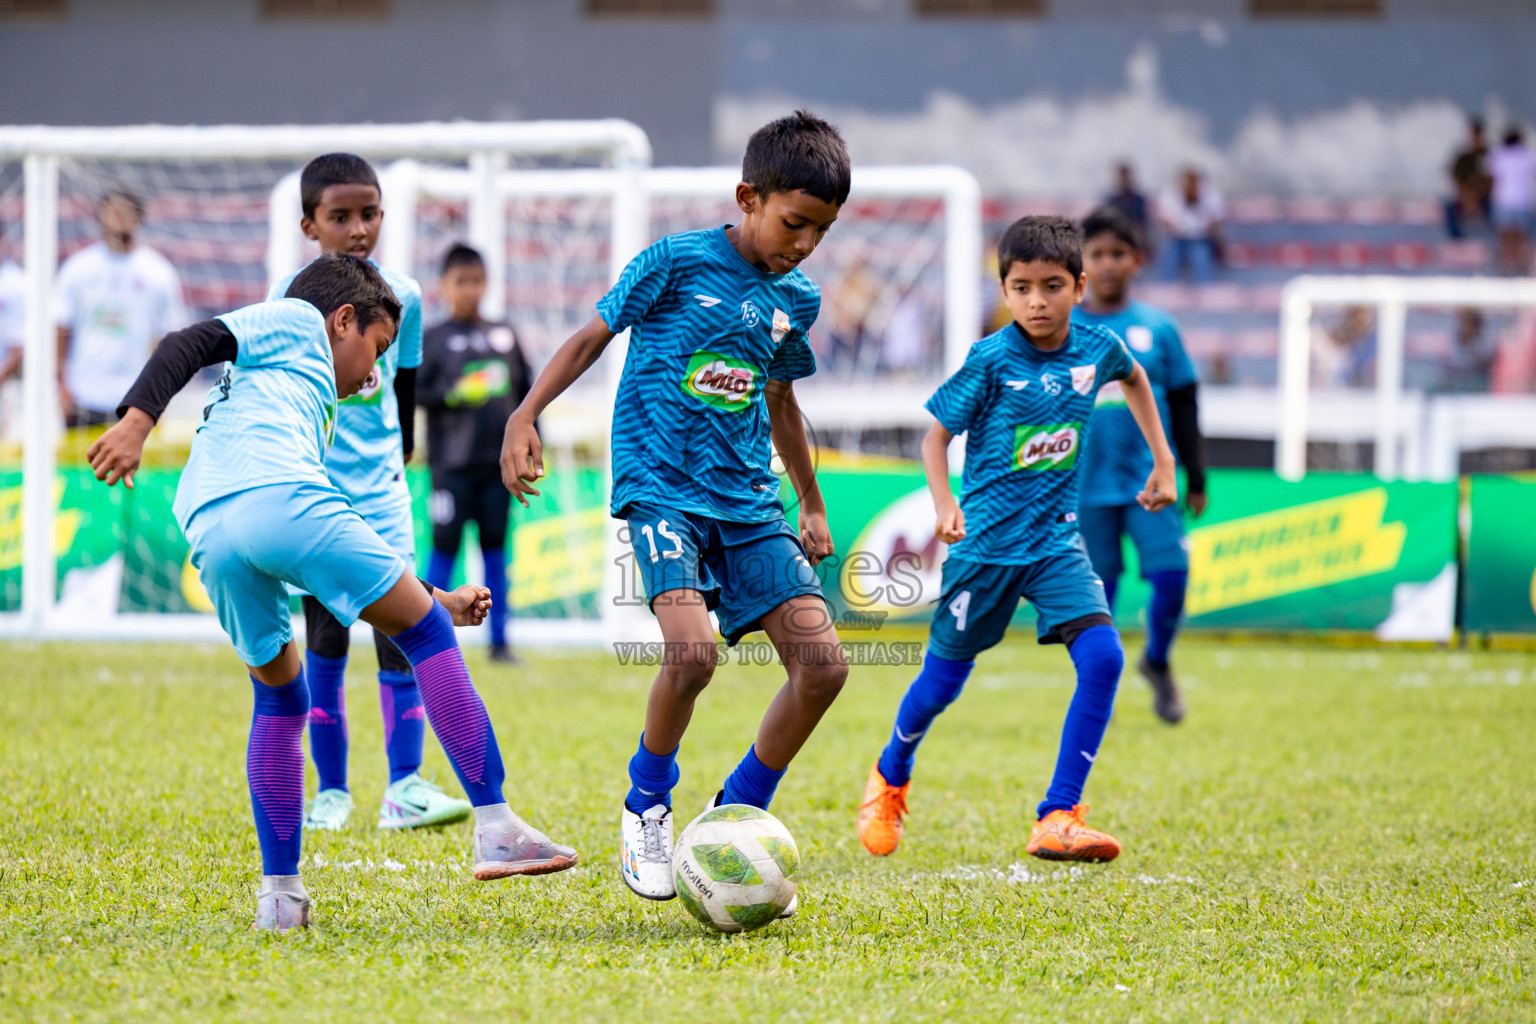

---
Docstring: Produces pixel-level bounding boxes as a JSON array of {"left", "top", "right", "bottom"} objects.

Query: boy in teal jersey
[
  {"left": 88, "top": 254, "right": 578, "bottom": 930},
  {"left": 502, "top": 110, "right": 850, "bottom": 905},
  {"left": 857, "top": 217, "right": 1178, "bottom": 864},
  {"left": 266, "top": 154, "right": 469, "bottom": 833},
  {"left": 1073, "top": 207, "right": 1207, "bottom": 724}
]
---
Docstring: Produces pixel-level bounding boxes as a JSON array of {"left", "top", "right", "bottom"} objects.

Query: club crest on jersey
[
  {"left": 1040, "top": 373, "right": 1061, "bottom": 396},
  {"left": 1126, "top": 325, "right": 1154, "bottom": 352},
  {"left": 343, "top": 368, "right": 386, "bottom": 406},
  {"left": 681, "top": 350, "right": 757, "bottom": 412},
  {"left": 1070, "top": 364, "right": 1097, "bottom": 396},
  {"left": 771, "top": 307, "right": 792, "bottom": 345},
  {"left": 740, "top": 300, "right": 760, "bottom": 327},
  {"left": 1012, "top": 422, "right": 1082, "bottom": 471}
]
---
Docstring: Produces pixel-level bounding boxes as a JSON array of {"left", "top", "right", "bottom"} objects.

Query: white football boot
[
  {"left": 253, "top": 889, "right": 310, "bottom": 932},
  {"left": 472, "top": 811, "right": 579, "bottom": 880},
  {"left": 619, "top": 803, "right": 676, "bottom": 900}
]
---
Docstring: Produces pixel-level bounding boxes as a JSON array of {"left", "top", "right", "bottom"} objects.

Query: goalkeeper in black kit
[{"left": 419, "top": 243, "right": 534, "bottom": 663}]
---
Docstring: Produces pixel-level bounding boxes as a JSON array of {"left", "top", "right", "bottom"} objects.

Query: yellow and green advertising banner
[
  {"left": 1464, "top": 475, "right": 1536, "bottom": 634},
  {"left": 0, "top": 461, "right": 1463, "bottom": 639},
  {"left": 809, "top": 463, "right": 1459, "bottom": 639}
]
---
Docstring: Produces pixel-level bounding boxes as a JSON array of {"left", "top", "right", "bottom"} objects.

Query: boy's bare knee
[
  {"left": 793, "top": 659, "right": 848, "bottom": 707},
  {"left": 660, "top": 641, "right": 719, "bottom": 698}
]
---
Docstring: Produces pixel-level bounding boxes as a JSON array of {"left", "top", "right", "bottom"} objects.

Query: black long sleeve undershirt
[
  {"left": 1166, "top": 382, "right": 1206, "bottom": 495},
  {"left": 116, "top": 319, "right": 238, "bottom": 422},
  {"left": 394, "top": 366, "right": 417, "bottom": 459}
]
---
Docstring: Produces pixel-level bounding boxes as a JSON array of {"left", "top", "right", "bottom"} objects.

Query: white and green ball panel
[{"left": 673, "top": 804, "right": 799, "bottom": 933}]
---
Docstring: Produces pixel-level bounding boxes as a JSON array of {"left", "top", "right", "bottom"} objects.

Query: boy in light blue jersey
[
  {"left": 1073, "top": 207, "right": 1207, "bottom": 724},
  {"left": 502, "top": 110, "right": 851, "bottom": 907},
  {"left": 88, "top": 254, "right": 578, "bottom": 931},
  {"left": 266, "top": 154, "right": 466, "bottom": 834},
  {"left": 857, "top": 217, "right": 1178, "bottom": 865}
]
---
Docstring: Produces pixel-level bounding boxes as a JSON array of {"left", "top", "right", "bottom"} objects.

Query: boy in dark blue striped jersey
[
  {"left": 858, "top": 216, "right": 1178, "bottom": 864},
  {"left": 502, "top": 111, "right": 850, "bottom": 905}
]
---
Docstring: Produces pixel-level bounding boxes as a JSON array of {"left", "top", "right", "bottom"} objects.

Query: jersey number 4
[{"left": 948, "top": 590, "right": 971, "bottom": 632}]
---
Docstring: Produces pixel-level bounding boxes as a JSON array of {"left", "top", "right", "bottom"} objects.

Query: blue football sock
[
  {"left": 625, "top": 733, "right": 681, "bottom": 813},
  {"left": 248, "top": 673, "right": 310, "bottom": 877},
  {"left": 1145, "top": 570, "right": 1188, "bottom": 669},
  {"left": 391, "top": 602, "right": 506, "bottom": 807},
  {"left": 1038, "top": 625, "right": 1124, "bottom": 819},
  {"left": 426, "top": 549, "right": 456, "bottom": 593},
  {"left": 877, "top": 652, "right": 974, "bottom": 787},
  {"left": 483, "top": 547, "right": 508, "bottom": 649},
  {"left": 722, "top": 745, "right": 786, "bottom": 810},
  {"left": 378, "top": 670, "right": 424, "bottom": 784},
  {"left": 304, "top": 650, "right": 348, "bottom": 793}
]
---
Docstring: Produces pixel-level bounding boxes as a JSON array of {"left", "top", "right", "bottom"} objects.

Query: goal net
[{"left": 0, "top": 126, "right": 980, "bottom": 647}]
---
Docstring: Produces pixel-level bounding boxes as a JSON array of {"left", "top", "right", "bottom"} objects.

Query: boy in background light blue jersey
[
  {"left": 1073, "top": 207, "right": 1207, "bottom": 725},
  {"left": 502, "top": 110, "right": 851, "bottom": 909},
  {"left": 88, "top": 254, "right": 578, "bottom": 931},
  {"left": 858, "top": 217, "right": 1178, "bottom": 865},
  {"left": 267, "top": 154, "right": 469, "bottom": 834}
]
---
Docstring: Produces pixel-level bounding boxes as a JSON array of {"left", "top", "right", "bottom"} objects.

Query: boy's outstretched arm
[
  {"left": 921, "top": 418, "right": 966, "bottom": 544},
  {"left": 500, "top": 314, "right": 615, "bottom": 505},
  {"left": 1119, "top": 362, "right": 1178, "bottom": 512},
  {"left": 87, "top": 320, "right": 238, "bottom": 489},
  {"left": 766, "top": 380, "right": 832, "bottom": 565}
]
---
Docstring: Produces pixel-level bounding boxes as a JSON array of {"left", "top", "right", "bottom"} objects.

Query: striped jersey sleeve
[
  {"left": 925, "top": 342, "right": 995, "bottom": 435},
  {"left": 597, "top": 237, "right": 675, "bottom": 333}
]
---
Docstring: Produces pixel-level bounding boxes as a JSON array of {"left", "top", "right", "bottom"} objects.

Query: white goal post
[
  {"left": 1277, "top": 274, "right": 1536, "bottom": 481},
  {"left": 0, "top": 121, "right": 652, "bottom": 641}
]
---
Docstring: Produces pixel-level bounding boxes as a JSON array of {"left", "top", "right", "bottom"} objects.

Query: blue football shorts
[
  {"left": 1077, "top": 502, "right": 1190, "bottom": 580},
  {"left": 184, "top": 480, "right": 410, "bottom": 667},
  {"left": 926, "top": 548, "right": 1112, "bottom": 660},
  {"left": 623, "top": 502, "right": 826, "bottom": 645}
]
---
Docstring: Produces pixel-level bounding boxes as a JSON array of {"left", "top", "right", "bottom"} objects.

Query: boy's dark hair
[
  {"left": 99, "top": 189, "right": 146, "bottom": 220},
  {"left": 441, "top": 242, "right": 485, "bottom": 276},
  {"left": 997, "top": 215, "right": 1084, "bottom": 280},
  {"left": 300, "top": 153, "right": 380, "bottom": 219},
  {"left": 742, "top": 109, "right": 852, "bottom": 207},
  {"left": 285, "top": 253, "right": 401, "bottom": 334},
  {"left": 1081, "top": 206, "right": 1144, "bottom": 254}
]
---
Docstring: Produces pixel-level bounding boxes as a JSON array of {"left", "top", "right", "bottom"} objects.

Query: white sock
[
  {"left": 473, "top": 802, "right": 515, "bottom": 830},
  {"left": 261, "top": 874, "right": 307, "bottom": 898}
]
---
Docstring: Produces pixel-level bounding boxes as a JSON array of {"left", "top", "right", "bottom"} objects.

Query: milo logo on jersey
[
  {"left": 1012, "top": 422, "right": 1082, "bottom": 471},
  {"left": 322, "top": 401, "right": 337, "bottom": 447},
  {"left": 681, "top": 350, "right": 757, "bottom": 411}
]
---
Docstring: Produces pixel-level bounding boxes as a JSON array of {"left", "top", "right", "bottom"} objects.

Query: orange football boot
[
  {"left": 1026, "top": 804, "right": 1121, "bottom": 863},
  {"left": 856, "top": 762, "right": 910, "bottom": 856}
]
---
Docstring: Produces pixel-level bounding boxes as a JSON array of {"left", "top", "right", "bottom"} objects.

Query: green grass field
[{"left": 2, "top": 637, "right": 1534, "bottom": 1022}]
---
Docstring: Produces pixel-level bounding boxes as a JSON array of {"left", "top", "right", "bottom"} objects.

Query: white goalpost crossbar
[
  {"left": 1277, "top": 274, "right": 1536, "bottom": 481},
  {"left": 2, "top": 121, "right": 652, "bottom": 640}
]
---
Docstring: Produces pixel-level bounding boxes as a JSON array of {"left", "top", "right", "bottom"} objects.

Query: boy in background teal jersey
[{"left": 1074, "top": 207, "right": 1207, "bottom": 724}]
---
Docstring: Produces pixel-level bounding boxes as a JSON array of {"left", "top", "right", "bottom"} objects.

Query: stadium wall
[{"left": 1, "top": 1, "right": 1534, "bottom": 193}]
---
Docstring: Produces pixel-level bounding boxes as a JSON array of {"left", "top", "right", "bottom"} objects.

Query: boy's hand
[
  {"left": 499, "top": 413, "right": 544, "bottom": 508},
  {"left": 934, "top": 498, "right": 966, "bottom": 544},
  {"left": 1138, "top": 461, "right": 1178, "bottom": 513},
  {"left": 439, "top": 584, "right": 493, "bottom": 627},
  {"left": 799, "top": 507, "right": 834, "bottom": 566},
  {"left": 86, "top": 408, "right": 154, "bottom": 489}
]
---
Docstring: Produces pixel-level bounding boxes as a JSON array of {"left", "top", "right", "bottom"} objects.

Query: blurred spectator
[
  {"left": 823, "top": 258, "right": 879, "bottom": 374},
  {"left": 1438, "top": 308, "right": 1497, "bottom": 393},
  {"left": 1104, "top": 162, "right": 1151, "bottom": 250},
  {"left": 1489, "top": 126, "right": 1536, "bottom": 272},
  {"left": 54, "top": 191, "right": 186, "bottom": 428},
  {"left": 1445, "top": 116, "right": 1492, "bottom": 239},
  {"left": 1157, "top": 168, "right": 1224, "bottom": 284},
  {"left": 1311, "top": 305, "right": 1374, "bottom": 387}
]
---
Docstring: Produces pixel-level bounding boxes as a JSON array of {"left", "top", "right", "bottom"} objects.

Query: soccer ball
[{"left": 673, "top": 804, "right": 798, "bottom": 933}]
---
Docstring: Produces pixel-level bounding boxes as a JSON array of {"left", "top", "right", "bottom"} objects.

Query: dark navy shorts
[
  {"left": 926, "top": 548, "right": 1111, "bottom": 660},
  {"left": 1078, "top": 502, "right": 1190, "bottom": 580}
]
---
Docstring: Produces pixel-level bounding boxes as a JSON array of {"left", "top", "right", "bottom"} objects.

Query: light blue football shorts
[{"left": 183, "top": 480, "right": 410, "bottom": 667}]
